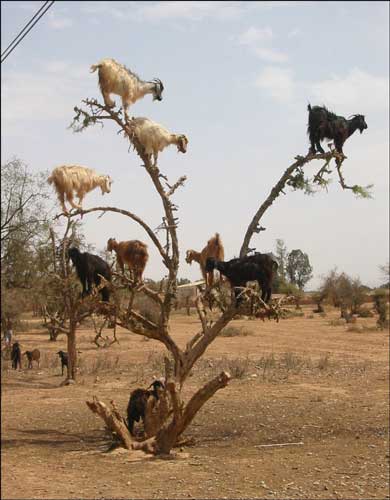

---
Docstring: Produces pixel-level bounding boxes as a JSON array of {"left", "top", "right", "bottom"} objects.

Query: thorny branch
[{"left": 240, "top": 149, "right": 373, "bottom": 257}]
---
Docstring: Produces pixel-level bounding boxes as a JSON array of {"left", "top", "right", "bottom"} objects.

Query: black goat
[
  {"left": 57, "top": 350, "right": 68, "bottom": 376},
  {"left": 205, "top": 253, "right": 278, "bottom": 304},
  {"left": 127, "top": 380, "right": 165, "bottom": 436},
  {"left": 24, "top": 349, "right": 40, "bottom": 369},
  {"left": 307, "top": 104, "right": 367, "bottom": 156},
  {"left": 11, "top": 342, "right": 22, "bottom": 370},
  {"left": 68, "top": 247, "right": 112, "bottom": 302}
]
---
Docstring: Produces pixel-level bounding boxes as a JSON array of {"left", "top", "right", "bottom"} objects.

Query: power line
[
  {"left": 1, "top": 1, "right": 51, "bottom": 59},
  {"left": 1, "top": 1, "right": 55, "bottom": 63}
]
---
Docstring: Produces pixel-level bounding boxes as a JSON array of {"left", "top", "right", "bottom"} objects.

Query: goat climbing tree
[{"left": 65, "top": 97, "right": 372, "bottom": 456}]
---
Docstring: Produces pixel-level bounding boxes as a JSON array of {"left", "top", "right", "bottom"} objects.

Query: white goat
[
  {"left": 129, "top": 117, "right": 189, "bottom": 167},
  {"left": 47, "top": 165, "right": 112, "bottom": 214},
  {"left": 90, "top": 58, "right": 164, "bottom": 121}
]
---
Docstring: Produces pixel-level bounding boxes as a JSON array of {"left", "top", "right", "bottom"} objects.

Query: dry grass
[
  {"left": 328, "top": 318, "right": 346, "bottom": 327},
  {"left": 219, "top": 326, "right": 254, "bottom": 337}
]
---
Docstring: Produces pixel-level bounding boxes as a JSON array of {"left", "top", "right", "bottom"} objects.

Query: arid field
[{"left": 1, "top": 304, "right": 389, "bottom": 499}]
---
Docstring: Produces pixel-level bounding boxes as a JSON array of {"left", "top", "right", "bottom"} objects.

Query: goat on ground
[
  {"left": 126, "top": 380, "right": 165, "bottom": 436},
  {"left": 90, "top": 58, "right": 164, "bottom": 121},
  {"left": 205, "top": 252, "right": 278, "bottom": 305},
  {"left": 186, "top": 233, "right": 225, "bottom": 287},
  {"left": 57, "top": 350, "right": 68, "bottom": 376},
  {"left": 129, "top": 117, "right": 188, "bottom": 167},
  {"left": 47, "top": 165, "right": 112, "bottom": 215},
  {"left": 307, "top": 104, "right": 367, "bottom": 156},
  {"left": 107, "top": 238, "right": 149, "bottom": 283},
  {"left": 11, "top": 342, "right": 22, "bottom": 370},
  {"left": 68, "top": 247, "right": 112, "bottom": 302},
  {"left": 24, "top": 349, "right": 40, "bottom": 369}
]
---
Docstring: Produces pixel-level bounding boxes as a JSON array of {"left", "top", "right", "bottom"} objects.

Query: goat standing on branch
[
  {"left": 307, "top": 104, "right": 367, "bottom": 158},
  {"left": 186, "top": 233, "right": 225, "bottom": 287},
  {"left": 107, "top": 238, "right": 149, "bottom": 283},
  {"left": 68, "top": 247, "right": 112, "bottom": 302},
  {"left": 206, "top": 252, "right": 278, "bottom": 305},
  {"left": 90, "top": 58, "right": 164, "bottom": 121},
  {"left": 47, "top": 165, "right": 112, "bottom": 215},
  {"left": 129, "top": 117, "right": 188, "bottom": 167}
]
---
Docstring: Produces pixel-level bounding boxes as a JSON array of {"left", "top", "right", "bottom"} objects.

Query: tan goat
[
  {"left": 90, "top": 58, "right": 164, "bottom": 121},
  {"left": 185, "top": 233, "right": 225, "bottom": 287},
  {"left": 47, "top": 165, "right": 112, "bottom": 214},
  {"left": 107, "top": 238, "right": 149, "bottom": 282},
  {"left": 129, "top": 117, "right": 188, "bottom": 167}
]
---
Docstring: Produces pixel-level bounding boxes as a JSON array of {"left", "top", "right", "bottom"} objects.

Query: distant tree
[
  {"left": 318, "top": 269, "right": 369, "bottom": 321},
  {"left": 379, "top": 262, "right": 390, "bottom": 288},
  {"left": 1, "top": 158, "right": 51, "bottom": 263},
  {"left": 372, "top": 289, "right": 389, "bottom": 329},
  {"left": 272, "top": 239, "right": 288, "bottom": 292},
  {"left": 1, "top": 158, "right": 52, "bottom": 327},
  {"left": 178, "top": 278, "right": 191, "bottom": 286},
  {"left": 286, "top": 249, "right": 313, "bottom": 290}
]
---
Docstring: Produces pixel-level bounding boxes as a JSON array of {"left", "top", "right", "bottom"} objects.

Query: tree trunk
[
  {"left": 67, "top": 321, "right": 77, "bottom": 380},
  {"left": 154, "top": 371, "right": 231, "bottom": 454}
]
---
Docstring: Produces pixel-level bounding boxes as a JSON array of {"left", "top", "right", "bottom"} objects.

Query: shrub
[
  {"left": 226, "top": 356, "right": 250, "bottom": 379},
  {"left": 356, "top": 307, "right": 374, "bottom": 318},
  {"left": 317, "top": 353, "right": 331, "bottom": 370},
  {"left": 220, "top": 326, "right": 254, "bottom": 337},
  {"left": 328, "top": 319, "right": 346, "bottom": 327}
]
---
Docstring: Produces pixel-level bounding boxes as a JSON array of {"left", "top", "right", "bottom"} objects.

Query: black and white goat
[
  {"left": 68, "top": 247, "right": 112, "bottom": 302},
  {"left": 307, "top": 104, "right": 367, "bottom": 156},
  {"left": 205, "top": 253, "right": 278, "bottom": 304},
  {"left": 126, "top": 380, "right": 165, "bottom": 436}
]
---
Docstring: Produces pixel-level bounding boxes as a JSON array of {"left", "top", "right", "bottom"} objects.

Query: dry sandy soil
[{"left": 1, "top": 305, "right": 389, "bottom": 499}]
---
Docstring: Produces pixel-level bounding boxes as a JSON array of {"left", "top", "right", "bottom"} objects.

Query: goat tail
[
  {"left": 47, "top": 174, "right": 54, "bottom": 185},
  {"left": 90, "top": 63, "right": 101, "bottom": 73},
  {"left": 307, "top": 103, "right": 312, "bottom": 113}
]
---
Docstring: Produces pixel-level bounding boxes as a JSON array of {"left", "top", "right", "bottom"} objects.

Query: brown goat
[
  {"left": 185, "top": 233, "right": 225, "bottom": 287},
  {"left": 23, "top": 349, "right": 40, "bottom": 369},
  {"left": 107, "top": 238, "right": 149, "bottom": 282}
]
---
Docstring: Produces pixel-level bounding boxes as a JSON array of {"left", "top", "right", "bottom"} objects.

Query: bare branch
[{"left": 57, "top": 206, "right": 170, "bottom": 269}]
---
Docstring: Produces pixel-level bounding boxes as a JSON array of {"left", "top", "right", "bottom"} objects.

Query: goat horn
[{"left": 153, "top": 78, "right": 164, "bottom": 90}]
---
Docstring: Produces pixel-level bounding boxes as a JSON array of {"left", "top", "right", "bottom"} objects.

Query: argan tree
[{"left": 55, "top": 93, "right": 373, "bottom": 456}]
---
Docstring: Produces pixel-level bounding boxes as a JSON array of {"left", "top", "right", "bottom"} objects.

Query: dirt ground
[{"left": 1, "top": 304, "right": 389, "bottom": 499}]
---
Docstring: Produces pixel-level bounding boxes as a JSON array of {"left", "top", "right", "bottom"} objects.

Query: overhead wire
[
  {"left": 1, "top": 1, "right": 51, "bottom": 59},
  {"left": 1, "top": 1, "right": 55, "bottom": 63}
]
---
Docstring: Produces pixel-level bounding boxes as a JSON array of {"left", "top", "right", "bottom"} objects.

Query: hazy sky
[{"left": 2, "top": 1, "right": 389, "bottom": 289}]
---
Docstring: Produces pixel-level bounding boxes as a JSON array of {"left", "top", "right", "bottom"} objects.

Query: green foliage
[
  {"left": 372, "top": 288, "right": 389, "bottom": 329},
  {"left": 351, "top": 184, "right": 374, "bottom": 199},
  {"left": 287, "top": 169, "right": 316, "bottom": 195},
  {"left": 319, "top": 269, "right": 370, "bottom": 319},
  {"left": 286, "top": 249, "right": 313, "bottom": 290},
  {"left": 1, "top": 158, "right": 52, "bottom": 289},
  {"left": 273, "top": 239, "right": 288, "bottom": 291}
]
